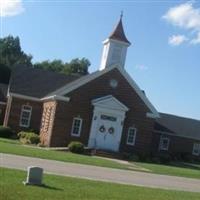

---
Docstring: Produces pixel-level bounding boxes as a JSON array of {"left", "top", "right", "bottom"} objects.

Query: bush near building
[
  {"left": 18, "top": 131, "right": 40, "bottom": 145},
  {"left": 0, "top": 126, "right": 13, "bottom": 138}
]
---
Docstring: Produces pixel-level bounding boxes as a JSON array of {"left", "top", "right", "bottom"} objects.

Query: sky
[{"left": 0, "top": 0, "right": 200, "bottom": 120}]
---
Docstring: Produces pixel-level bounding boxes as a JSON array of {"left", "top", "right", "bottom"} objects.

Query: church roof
[
  {"left": 9, "top": 66, "right": 82, "bottom": 98},
  {"left": 109, "top": 17, "right": 131, "bottom": 45},
  {"left": 155, "top": 113, "right": 200, "bottom": 140}
]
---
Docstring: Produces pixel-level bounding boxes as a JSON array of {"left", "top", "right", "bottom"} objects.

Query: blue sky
[{"left": 1, "top": 0, "right": 200, "bottom": 120}]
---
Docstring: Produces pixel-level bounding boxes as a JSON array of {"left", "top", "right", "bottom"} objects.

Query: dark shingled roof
[
  {"left": 109, "top": 18, "right": 131, "bottom": 44},
  {"left": 9, "top": 66, "right": 82, "bottom": 98},
  {"left": 0, "top": 83, "right": 8, "bottom": 102},
  {"left": 155, "top": 113, "right": 200, "bottom": 140}
]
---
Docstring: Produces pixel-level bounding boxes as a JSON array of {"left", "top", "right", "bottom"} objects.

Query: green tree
[
  {"left": 0, "top": 64, "right": 11, "bottom": 84},
  {"left": 34, "top": 59, "right": 64, "bottom": 73},
  {"left": 0, "top": 35, "right": 91, "bottom": 83},
  {"left": 0, "top": 35, "right": 32, "bottom": 68},
  {"left": 65, "top": 58, "right": 90, "bottom": 75},
  {"left": 34, "top": 58, "right": 90, "bottom": 75}
]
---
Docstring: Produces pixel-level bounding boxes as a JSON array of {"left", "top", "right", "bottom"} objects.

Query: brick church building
[{"left": 0, "top": 17, "right": 200, "bottom": 157}]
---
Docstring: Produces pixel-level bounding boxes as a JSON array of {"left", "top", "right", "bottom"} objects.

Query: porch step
[{"left": 94, "top": 150, "right": 120, "bottom": 159}]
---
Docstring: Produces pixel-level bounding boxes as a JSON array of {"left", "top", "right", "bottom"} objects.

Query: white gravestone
[{"left": 23, "top": 166, "right": 43, "bottom": 186}]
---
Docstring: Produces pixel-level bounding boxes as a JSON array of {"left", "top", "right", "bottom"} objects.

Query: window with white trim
[
  {"left": 126, "top": 127, "right": 137, "bottom": 145},
  {"left": 192, "top": 143, "right": 200, "bottom": 156},
  {"left": 71, "top": 118, "right": 82, "bottom": 137},
  {"left": 159, "top": 136, "right": 170, "bottom": 151},
  {"left": 19, "top": 105, "right": 32, "bottom": 128}
]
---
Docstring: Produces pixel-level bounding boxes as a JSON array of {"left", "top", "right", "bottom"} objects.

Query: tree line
[{"left": 0, "top": 35, "right": 91, "bottom": 84}]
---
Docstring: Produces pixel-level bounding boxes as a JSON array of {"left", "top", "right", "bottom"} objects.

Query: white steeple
[{"left": 100, "top": 14, "right": 131, "bottom": 70}]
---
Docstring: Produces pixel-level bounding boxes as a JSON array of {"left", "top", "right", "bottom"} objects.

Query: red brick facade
[
  {"left": 152, "top": 132, "right": 199, "bottom": 157},
  {"left": 0, "top": 104, "right": 6, "bottom": 125},
  {"left": 2, "top": 68, "right": 200, "bottom": 157},
  {"left": 5, "top": 97, "right": 43, "bottom": 133},
  {"left": 48, "top": 68, "right": 155, "bottom": 153}
]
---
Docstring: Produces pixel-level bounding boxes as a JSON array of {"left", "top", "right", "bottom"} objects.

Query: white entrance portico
[{"left": 88, "top": 95, "right": 129, "bottom": 152}]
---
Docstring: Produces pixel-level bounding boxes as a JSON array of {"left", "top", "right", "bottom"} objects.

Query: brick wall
[
  {"left": 152, "top": 132, "right": 200, "bottom": 157},
  {"left": 0, "top": 104, "right": 6, "bottom": 125},
  {"left": 6, "top": 97, "right": 43, "bottom": 133},
  {"left": 49, "top": 68, "right": 155, "bottom": 153},
  {"left": 40, "top": 100, "right": 57, "bottom": 146}
]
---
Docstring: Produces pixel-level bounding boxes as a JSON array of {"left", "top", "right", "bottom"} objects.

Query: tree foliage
[
  {"left": 34, "top": 58, "right": 90, "bottom": 75},
  {"left": 0, "top": 35, "right": 32, "bottom": 68},
  {"left": 0, "top": 35, "right": 91, "bottom": 84},
  {"left": 0, "top": 64, "right": 11, "bottom": 84}
]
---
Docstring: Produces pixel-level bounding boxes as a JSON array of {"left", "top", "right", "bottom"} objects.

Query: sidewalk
[{"left": 1, "top": 153, "right": 200, "bottom": 193}]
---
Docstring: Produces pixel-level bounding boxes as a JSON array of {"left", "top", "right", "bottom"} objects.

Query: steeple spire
[
  {"left": 108, "top": 13, "right": 131, "bottom": 45},
  {"left": 99, "top": 15, "right": 131, "bottom": 70},
  {"left": 120, "top": 10, "right": 123, "bottom": 19}
]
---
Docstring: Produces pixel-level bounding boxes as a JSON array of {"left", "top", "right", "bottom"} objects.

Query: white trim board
[
  {"left": 8, "top": 93, "right": 70, "bottom": 103},
  {"left": 0, "top": 101, "right": 6, "bottom": 105},
  {"left": 92, "top": 95, "right": 129, "bottom": 112},
  {"left": 41, "top": 95, "right": 70, "bottom": 102},
  {"left": 8, "top": 93, "right": 41, "bottom": 102},
  {"left": 48, "top": 65, "right": 159, "bottom": 118}
]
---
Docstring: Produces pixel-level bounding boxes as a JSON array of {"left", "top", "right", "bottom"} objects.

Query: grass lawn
[
  {"left": 0, "top": 138, "right": 200, "bottom": 179},
  {"left": 0, "top": 138, "right": 134, "bottom": 170},
  {"left": 1, "top": 167, "right": 200, "bottom": 200},
  {"left": 135, "top": 162, "right": 200, "bottom": 179}
]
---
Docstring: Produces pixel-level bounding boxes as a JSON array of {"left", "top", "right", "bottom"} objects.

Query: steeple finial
[{"left": 120, "top": 11, "right": 123, "bottom": 19}]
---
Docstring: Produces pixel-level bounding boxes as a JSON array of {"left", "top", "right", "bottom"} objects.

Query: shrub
[
  {"left": 18, "top": 131, "right": 40, "bottom": 145},
  {"left": 0, "top": 126, "right": 13, "bottom": 138},
  {"left": 159, "top": 153, "right": 171, "bottom": 164},
  {"left": 151, "top": 157, "right": 161, "bottom": 164},
  {"left": 68, "top": 141, "right": 84, "bottom": 154},
  {"left": 17, "top": 131, "right": 26, "bottom": 139},
  {"left": 180, "top": 152, "right": 193, "bottom": 162},
  {"left": 138, "top": 152, "right": 151, "bottom": 162},
  {"left": 121, "top": 152, "right": 131, "bottom": 160},
  {"left": 129, "top": 154, "right": 140, "bottom": 162}
]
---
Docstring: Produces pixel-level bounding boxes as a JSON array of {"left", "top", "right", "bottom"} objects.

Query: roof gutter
[
  {"left": 0, "top": 101, "right": 7, "bottom": 105},
  {"left": 41, "top": 95, "right": 70, "bottom": 102},
  {"left": 8, "top": 92, "right": 70, "bottom": 102}
]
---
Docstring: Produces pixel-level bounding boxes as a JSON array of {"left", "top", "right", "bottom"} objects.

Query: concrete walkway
[{"left": 1, "top": 153, "right": 200, "bottom": 193}]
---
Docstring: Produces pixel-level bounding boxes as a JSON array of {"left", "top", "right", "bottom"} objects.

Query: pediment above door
[{"left": 92, "top": 95, "right": 129, "bottom": 112}]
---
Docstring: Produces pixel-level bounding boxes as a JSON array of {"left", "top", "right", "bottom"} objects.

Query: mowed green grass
[
  {"left": 0, "top": 138, "right": 200, "bottom": 179},
  {"left": 135, "top": 162, "right": 200, "bottom": 179},
  {"left": 0, "top": 138, "right": 130, "bottom": 170},
  {"left": 1, "top": 168, "right": 200, "bottom": 200}
]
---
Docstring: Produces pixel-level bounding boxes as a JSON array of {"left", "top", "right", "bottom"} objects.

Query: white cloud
[
  {"left": 163, "top": 2, "right": 200, "bottom": 45},
  {"left": 168, "top": 35, "right": 188, "bottom": 46},
  {"left": 135, "top": 65, "right": 148, "bottom": 71},
  {"left": 163, "top": 2, "right": 200, "bottom": 31},
  {"left": 0, "top": 0, "right": 24, "bottom": 17},
  {"left": 191, "top": 32, "right": 200, "bottom": 44}
]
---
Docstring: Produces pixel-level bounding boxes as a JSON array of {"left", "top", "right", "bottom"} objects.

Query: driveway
[{"left": 1, "top": 153, "right": 200, "bottom": 193}]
